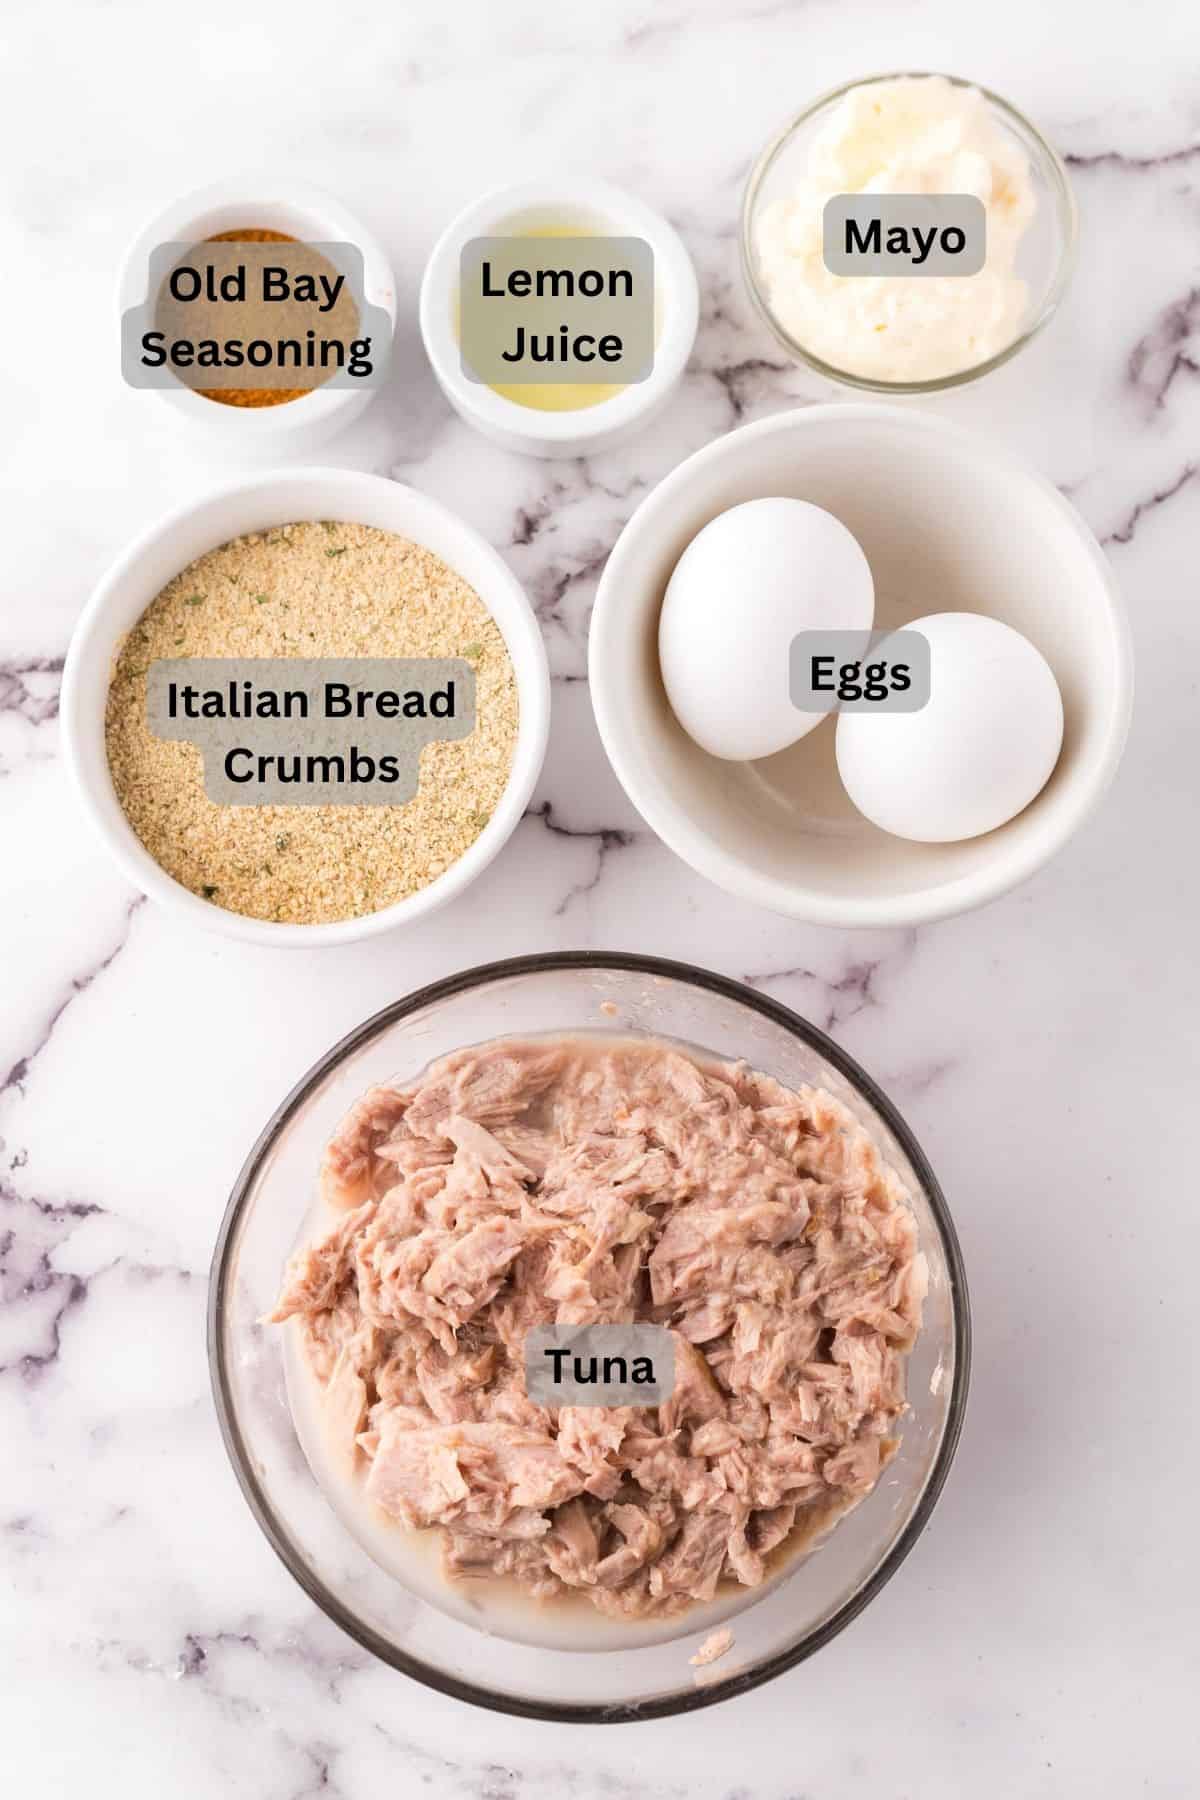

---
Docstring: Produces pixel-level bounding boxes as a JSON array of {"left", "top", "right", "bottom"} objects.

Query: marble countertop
[{"left": 3, "top": 0, "right": 1197, "bottom": 1793}]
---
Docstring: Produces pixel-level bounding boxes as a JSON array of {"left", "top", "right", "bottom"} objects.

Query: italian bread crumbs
[{"left": 105, "top": 521, "right": 519, "bottom": 924}]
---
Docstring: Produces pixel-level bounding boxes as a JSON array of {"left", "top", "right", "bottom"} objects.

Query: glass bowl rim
[
  {"left": 208, "top": 949, "right": 972, "bottom": 1723},
  {"left": 739, "top": 69, "right": 1080, "bottom": 396}
]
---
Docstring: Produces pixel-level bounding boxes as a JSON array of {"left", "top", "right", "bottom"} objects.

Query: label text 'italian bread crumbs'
[{"left": 104, "top": 521, "right": 518, "bottom": 924}]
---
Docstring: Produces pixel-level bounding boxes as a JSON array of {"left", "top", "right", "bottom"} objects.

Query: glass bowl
[
  {"left": 741, "top": 71, "right": 1078, "bottom": 395},
  {"left": 209, "top": 952, "right": 970, "bottom": 1721}
]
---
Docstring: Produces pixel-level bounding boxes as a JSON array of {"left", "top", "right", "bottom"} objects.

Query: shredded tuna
[
  {"left": 690, "top": 1626, "right": 735, "bottom": 1667},
  {"left": 271, "top": 1036, "right": 924, "bottom": 1618}
]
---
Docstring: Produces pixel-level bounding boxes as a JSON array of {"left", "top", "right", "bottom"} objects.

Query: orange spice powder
[{"left": 199, "top": 229, "right": 307, "bottom": 407}]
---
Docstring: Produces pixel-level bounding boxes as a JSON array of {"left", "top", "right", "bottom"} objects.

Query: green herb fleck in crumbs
[
  {"left": 462, "top": 642, "right": 484, "bottom": 660},
  {"left": 325, "top": 546, "right": 347, "bottom": 558},
  {"left": 253, "top": 593, "right": 270, "bottom": 604},
  {"left": 469, "top": 810, "right": 491, "bottom": 830},
  {"left": 320, "top": 521, "right": 337, "bottom": 534},
  {"left": 275, "top": 834, "right": 291, "bottom": 852},
  {"left": 183, "top": 594, "right": 205, "bottom": 605}
]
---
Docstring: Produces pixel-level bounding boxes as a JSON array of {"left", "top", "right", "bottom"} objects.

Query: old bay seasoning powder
[
  {"left": 104, "top": 522, "right": 519, "bottom": 924},
  {"left": 191, "top": 229, "right": 354, "bottom": 408},
  {"left": 198, "top": 230, "right": 302, "bottom": 406}
]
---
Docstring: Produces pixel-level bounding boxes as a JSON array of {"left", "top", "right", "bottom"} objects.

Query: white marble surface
[{"left": 3, "top": 0, "right": 1198, "bottom": 1792}]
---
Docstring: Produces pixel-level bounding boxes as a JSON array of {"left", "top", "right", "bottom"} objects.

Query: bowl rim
[
  {"left": 588, "top": 402, "right": 1134, "bottom": 928},
  {"left": 118, "top": 177, "right": 398, "bottom": 436},
  {"left": 418, "top": 178, "right": 700, "bottom": 448},
  {"left": 60, "top": 467, "right": 551, "bottom": 946},
  {"left": 740, "top": 70, "right": 1080, "bottom": 396},
  {"left": 207, "top": 949, "right": 971, "bottom": 1723}
]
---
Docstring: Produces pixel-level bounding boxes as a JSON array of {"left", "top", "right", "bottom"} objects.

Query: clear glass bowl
[
  {"left": 209, "top": 953, "right": 969, "bottom": 1721},
  {"left": 741, "top": 71, "right": 1078, "bottom": 395}
]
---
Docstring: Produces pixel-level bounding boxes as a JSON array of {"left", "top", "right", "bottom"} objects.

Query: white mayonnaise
[{"left": 754, "top": 76, "right": 1036, "bottom": 382}]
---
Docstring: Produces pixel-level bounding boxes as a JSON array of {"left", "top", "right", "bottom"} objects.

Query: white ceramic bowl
[
  {"left": 589, "top": 405, "right": 1133, "bottom": 927},
  {"left": 118, "top": 179, "right": 397, "bottom": 456},
  {"left": 62, "top": 469, "right": 550, "bottom": 946},
  {"left": 419, "top": 180, "right": 699, "bottom": 458}
]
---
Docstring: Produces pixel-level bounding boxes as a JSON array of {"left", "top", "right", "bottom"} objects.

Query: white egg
[
  {"left": 835, "top": 612, "right": 1064, "bottom": 843},
  {"left": 658, "top": 497, "right": 875, "bottom": 762}
]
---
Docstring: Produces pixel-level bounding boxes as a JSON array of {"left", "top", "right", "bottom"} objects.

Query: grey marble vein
[
  {"left": 525, "top": 799, "right": 636, "bottom": 914},
  {"left": 0, "top": 1178, "right": 92, "bottom": 1379},
  {"left": 1126, "top": 286, "right": 1200, "bottom": 412},
  {"left": 1103, "top": 463, "right": 1196, "bottom": 546},
  {"left": 1066, "top": 141, "right": 1200, "bottom": 169},
  {"left": 0, "top": 656, "right": 63, "bottom": 726},
  {"left": 743, "top": 932, "right": 919, "bottom": 1036},
  {"left": 1, "top": 896, "right": 144, "bottom": 1097}
]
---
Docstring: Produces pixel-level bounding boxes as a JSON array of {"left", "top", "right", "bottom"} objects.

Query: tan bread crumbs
[{"left": 104, "top": 521, "right": 519, "bottom": 924}]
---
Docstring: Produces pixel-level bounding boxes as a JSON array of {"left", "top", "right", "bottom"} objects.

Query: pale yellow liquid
[
  {"left": 482, "top": 221, "right": 627, "bottom": 413},
  {"left": 488, "top": 376, "right": 625, "bottom": 412}
]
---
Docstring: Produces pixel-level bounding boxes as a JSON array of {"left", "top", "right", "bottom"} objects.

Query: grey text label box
[
  {"left": 525, "top": 1324, "right": 675, "bottom": 1407},
  {"left": 122, "top": 240, "right": 391, "bottom": 391},
  {"left": 789, "top": 629, "right": 931, "bottom": 713},
  {"left": 460, "top": 235, "right": 654, "bottom": 386},
  {"left": 823, "top": 195, "right": 987, "bottom": 277},
  {"left": 146, "top": 657, "right": 476, "bottom": 805}
]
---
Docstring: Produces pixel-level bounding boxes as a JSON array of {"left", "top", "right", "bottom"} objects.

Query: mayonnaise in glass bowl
[{"left": 741, "top": 72, "right": 1077, "bottom": 395}]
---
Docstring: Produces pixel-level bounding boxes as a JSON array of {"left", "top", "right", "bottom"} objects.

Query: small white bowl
[
  {"left": 419, "top": 180, "right": 699, "bottom": 458},
  {"left": 118, "top": 179, "right": 397, "bottom": 457},
  {"left": 62, "top": 469, "right": 550, "bottom": 947},
  {"left": 589, "top": 405, "right": 1133, "bottom": 928}
]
